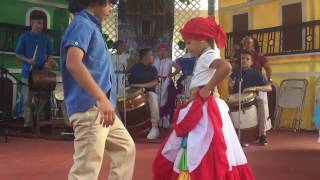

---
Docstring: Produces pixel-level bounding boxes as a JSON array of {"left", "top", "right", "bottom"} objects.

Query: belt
[
  {"left": 115, "top": 70, "right": 126, "bottom": 74},
  {"left": 159, "top": 76, "right": 169, "bottom": 80}
]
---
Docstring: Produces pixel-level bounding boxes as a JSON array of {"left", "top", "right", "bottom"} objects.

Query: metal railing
[
  {"left": 0, "top": 23, "right": 61, "bottom": 56},
  {"left": 225, "top": 20, "right": 320, "bottom": 58}
]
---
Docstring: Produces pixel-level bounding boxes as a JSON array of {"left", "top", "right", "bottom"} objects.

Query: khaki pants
[
  {"left": 22, "top": 78, "right": 32, "bottom": 126},
  {"left": 146, "top": 91, "right": 160, "bottom": 128},
  {"left": 68, "top": 108, "right": 136, "bottom": 180},
  {"left": 256, "top": 97, "right": 267, "bottom": 136}
]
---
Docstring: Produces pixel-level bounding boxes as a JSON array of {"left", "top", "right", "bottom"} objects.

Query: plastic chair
[
  {"left": 274, "top": 79, "right": 308, "bottom": 131},
  {"left": 0, "top": 111, "right": 8, "bottom": 143}
]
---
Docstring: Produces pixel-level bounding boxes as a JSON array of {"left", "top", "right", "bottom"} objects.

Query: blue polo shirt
[
  {"left": 231, "top": 68, "right": 268, "bottom": 93},
  {"left": 15, "top": 31, "right": 54, "bottom": 79},
  {"left": 176, "top": 54, "right": 196, "bottom": 76},
  {"left": 60, "top": 10, "right": 116, "bottom": 117}
]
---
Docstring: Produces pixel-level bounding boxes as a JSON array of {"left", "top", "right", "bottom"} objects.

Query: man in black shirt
[{"left": 129, "top": 48, "right": 160, "bottom": 139}]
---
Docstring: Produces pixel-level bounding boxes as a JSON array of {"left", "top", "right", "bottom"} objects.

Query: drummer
[
  {"left": 229, "top": 50, "right": 272, "bottom": 145},
  {"left": 128, "top": 48, "right": 160, "bottom": 140},
  {"left": 15, "top": 12, "right": 55, "bottom": 129}
]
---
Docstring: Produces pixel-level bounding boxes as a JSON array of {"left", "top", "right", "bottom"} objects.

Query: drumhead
[
  {"left": 117, "top": 87, "right": 144, "bottom": 101},
  {"left": 54, "top": 84, "right": 64, "bottom": 101},
  {"left": 227, "top": 92, "right": 256, "bottom": 104}
]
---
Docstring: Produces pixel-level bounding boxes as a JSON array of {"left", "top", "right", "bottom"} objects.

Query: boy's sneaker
[
  {"left": 259, "top": 135, "right": 268, "bottom": 146},
  {"left": 147, "top": 127, "right": 160, "bottom": 140}
]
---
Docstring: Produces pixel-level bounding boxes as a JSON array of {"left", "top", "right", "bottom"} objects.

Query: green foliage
[
  {"left": 107, "top": 40, "right": 114, "bottom": 49},
  {"left": 102, "top": 33, "right": 113, "bottom": 49},
  {"left": 178, "top": 40, "right": 186, "bottom": 50},
  {"left": 179, "top": 0, "right": 191, "bottom": 5}
]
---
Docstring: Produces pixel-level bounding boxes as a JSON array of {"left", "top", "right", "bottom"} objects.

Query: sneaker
[
  {"left": 259, "top": 135, "right": 268, "bottom": 146},
  {"left": 147, "top": 127, "right": 160, "bottom": 140}
]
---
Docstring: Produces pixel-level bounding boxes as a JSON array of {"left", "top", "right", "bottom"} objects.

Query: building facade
[
  {"left": 219, "top": 0, "right": 320, "bottom": 129},
  {"left": 0, "top": 0, "right": 69, "bottom": 118}
]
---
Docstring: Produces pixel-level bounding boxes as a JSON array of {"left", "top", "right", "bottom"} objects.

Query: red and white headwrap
[{"left": 180, "top": 17, "right": 227, "bottom": 49}]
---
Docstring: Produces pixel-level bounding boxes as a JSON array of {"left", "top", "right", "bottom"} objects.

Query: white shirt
[
  {"left": 189, "top": 49, "right": 220, "bottom": 90},
  {"left": 111, "top": 53, "right": 129, "bottom": 71},
  {"left": 153, "top": 58, "right": 173, "bottom": 77}
]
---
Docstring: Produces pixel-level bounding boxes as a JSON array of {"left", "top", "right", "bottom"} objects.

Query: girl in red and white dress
[{"left": 152, "top": 17, "right": 255, "bottom": 180}]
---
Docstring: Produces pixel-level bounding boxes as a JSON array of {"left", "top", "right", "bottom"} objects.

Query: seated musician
[
  {"left": 15, "top": 12, "right": 55, "bottom": 130},
  {"left": 229, "top": 50, "right": 272, "bottom": 146},
  {"left": 128, "top": 48, "right": 160, "bottom": 140}
]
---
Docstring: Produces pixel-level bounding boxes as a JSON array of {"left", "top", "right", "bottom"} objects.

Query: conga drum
[
  {"left": 117, "top": 87, "right": 151, "bottom": 138},
  {"left": 227, "top": 92, "right": 259, "bottom": 142},
  {"left": 28, "top": 70, "right": 56, "bottom": 123},
  {"left": 52, "top": 76, "right": 71, "bottom": 127},
  {"left": 29, "top": 70, "right": 56, "bottom": 92}
]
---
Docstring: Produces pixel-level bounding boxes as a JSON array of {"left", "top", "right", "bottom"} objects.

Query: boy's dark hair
[
  {"left": 139, "top": 48, "right": 152, "bottom": 60},
  {"left": 67, "top": 0, "right": 118, "bottom": 14},
  {"left": 242, "top": 36, "right": 260, "bottom": 53},
  {"left": 30, "top": 11, "right": 45, "bottom": 21},
  {"left": 240, "top": 50, "right": 253, "bottom": 58}
]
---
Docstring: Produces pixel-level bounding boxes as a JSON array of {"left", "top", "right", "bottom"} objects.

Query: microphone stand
[
  {"left": 158, "top": 59, "right": 164, "bottom": 127},
  {"left": 122, "top": 64, "right": 127, "bottom": 127},
  {"left": 116, "top": 54, "right": 119, "bottom": 96},
  {"left": 237, "top": 57, "right": 244, "bottom": 146}
]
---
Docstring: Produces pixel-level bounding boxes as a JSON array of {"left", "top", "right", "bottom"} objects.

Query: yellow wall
[
  {"left": 269, "top": 56, "right": 320, "bottom": 129},
  {"left": 315, "top": 0, "right": 320, "bottom": 19},
  {"left": 220, "top": 0, "right": 247, "bottom": 8},
  {"left": 219, "top": 0, "right": 320, "bottom": 129},
  {"left": 251, "top": 2, "right": 279, "bottom": 29},
  {"left": 220, "top": 0, "right": 319, "bottom": 32}
]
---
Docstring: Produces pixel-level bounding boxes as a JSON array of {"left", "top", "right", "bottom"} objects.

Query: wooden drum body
[
  {"left": 29, "top": 70, "right": 56, "bottom": 92},
  {"left": 117, "top": 88, "right": 151, "bottom": 138},
  {"left": 227, "top": 92, "right": 259, "bottom": 142}
]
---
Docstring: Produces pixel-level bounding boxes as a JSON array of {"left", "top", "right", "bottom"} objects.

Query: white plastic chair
[{"left": 274, "top": 79, "right": 308, "bottom": 131}]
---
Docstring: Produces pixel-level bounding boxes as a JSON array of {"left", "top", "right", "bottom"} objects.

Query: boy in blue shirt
[
  {"left": 15, "top": 12, "right": 55, "bottom": 128},
  {"left": 61, "top": 1, "right": 135, "bottom": 180},
  {"left": 176, "top": 52, "right": 196, "bottom": 96},
  {"left": 229, "top": 51, "right": 272, "bottom": 146}
]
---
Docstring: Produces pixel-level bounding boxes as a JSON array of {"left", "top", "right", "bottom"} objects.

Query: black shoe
[{"left": 259, "top": 135, "right": 268, "bottom": 146}]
